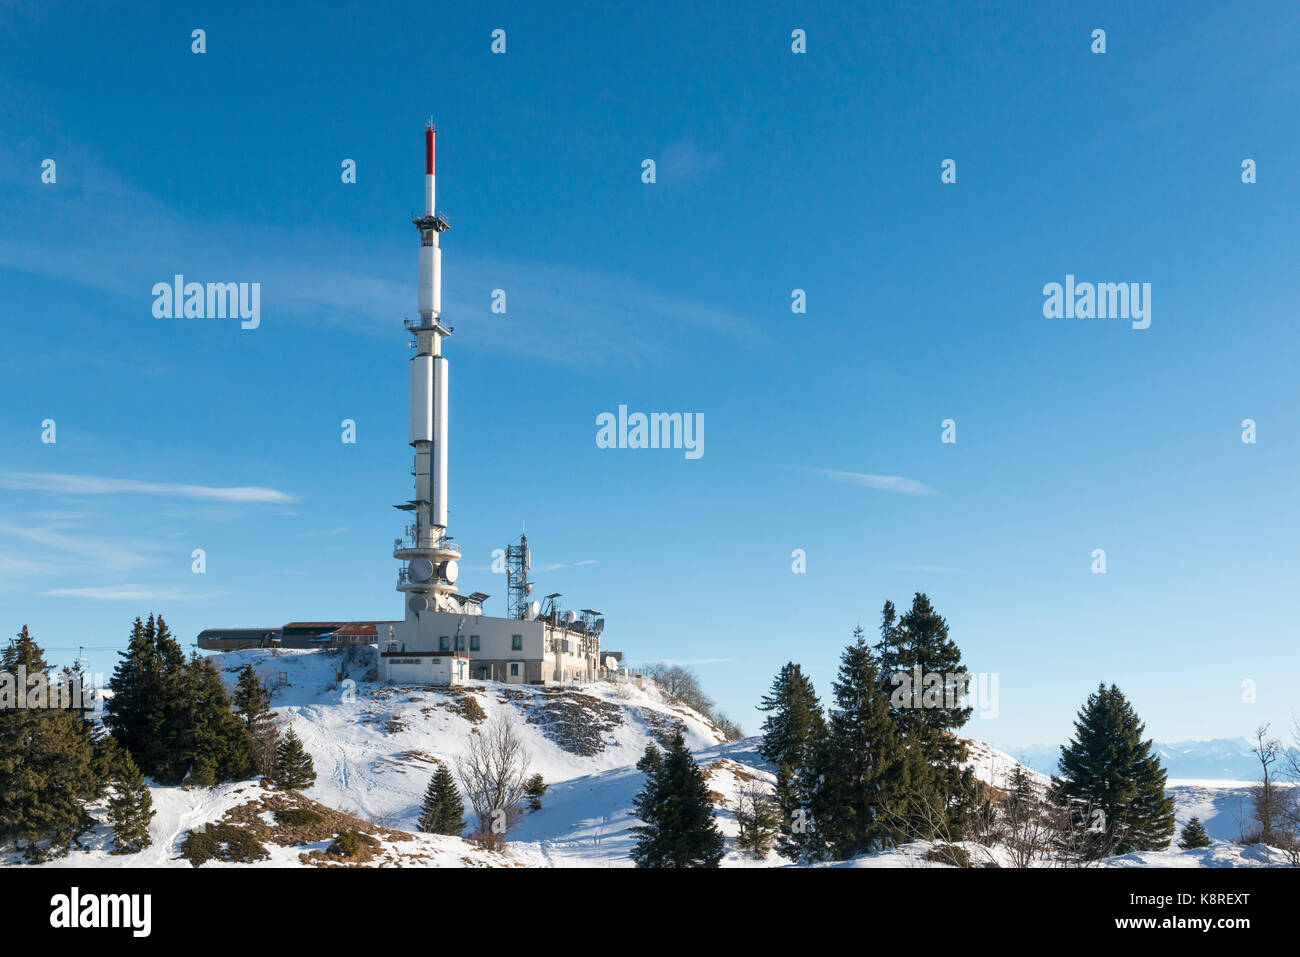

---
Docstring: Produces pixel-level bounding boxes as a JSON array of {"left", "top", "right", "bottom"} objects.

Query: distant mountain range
[{"left": 1009, "top": 737, "right": 1300, "bottom": 782}]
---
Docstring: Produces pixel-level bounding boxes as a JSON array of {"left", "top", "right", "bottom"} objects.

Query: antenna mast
[{"left": 505, "top": 533, "right": 532, "bottom": 619}]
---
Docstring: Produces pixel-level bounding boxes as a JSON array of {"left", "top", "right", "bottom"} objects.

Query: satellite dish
[
  {"left": 526, "top": 600, "right": 540, "bottom": 620},
  {"left": 407, "top": 594, "right": 429, "bottom": 614},
  {"left": 409, "top": 557, "right": 434, "bottom": 582},
  {"left": 440, "top": 560, "right": 459, "bottom": 584},
  {"left": 593, "top": 618, "right": 605, "bottom": 634},
  {"left": 564, "top": 609, "right": 578, "bottom": 624}
]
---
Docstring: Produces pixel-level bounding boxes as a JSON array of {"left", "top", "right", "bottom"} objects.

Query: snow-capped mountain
[{"left": 1012, "top": 737, "right": 1298, "bottom": 782}]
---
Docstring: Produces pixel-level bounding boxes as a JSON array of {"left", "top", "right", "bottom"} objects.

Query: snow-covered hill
[{"left": 21, "top": 647, "right": 1293, "bottom": 868}]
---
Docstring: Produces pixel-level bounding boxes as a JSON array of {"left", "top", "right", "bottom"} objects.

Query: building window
[
  {"left": 455, "top": 635, "right": 465, "bottom": 651},
  {"left": 470, "top": 635, "right": 480, "bottom": 651},
  {"left": 512, "top": 634, "right": 522, "bottom": 651},
  {"left": 510, "top": 663, "right": 519, "bottom": 677},
  {"left": 439, "top": 635, "right": 449, "bottom": 651}
]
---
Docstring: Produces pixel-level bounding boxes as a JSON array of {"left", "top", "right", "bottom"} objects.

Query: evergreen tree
[
  {"left": 631, "top": 743, "right": 665, "bottom": 850},
  {"left": 1178, "top": 816, "right": 1212, "bottom": 850},
  {"left": 734, "top": 782, "right": 780, "bottom": 855},
  {"left": 1006, "top": 765, "right": 1037, "bottom": 816},
  {"left": 108, "top": 749, "right": 154, "bottom": 854},
  {"left": 631, "top": 731, "right": 724, "bottom": 868},
  {"left": 179, "top": 654, "right": 253, "bottom": 785},
  {"left": 0, "top": 627, "right": 99, "bottom": 861},
  {"left": 1055, "top": 683, "right": 1176, "bottom": 855},
  {"left": 2, "top": 625, "right": 49, "bottom": 673},
  {"left": 525, "top": 773, "right": 547, "bottom": 812},
  {"left": 418, "top": 764, "right": 466, "bottom": 835},
  {"left": 232, "top": 665, "right": 278, "bottom": 778},
  {"left": 104, "top": 615, "right": 187, "bottom": 781},
  {"left": 808, "top": 628, "right": 904, "bottom": 859},
  {"left": 636, "top": 743, "right": 663, "bottom": 774},
  {"left": 876, "top": 595, "right": 975, "bottom": 839},
  {"left": 758, "top": 663, "right": 823, "bottom": 770},
  {"left": 274, "top": 726, "right": 316, "bottom": 789}
]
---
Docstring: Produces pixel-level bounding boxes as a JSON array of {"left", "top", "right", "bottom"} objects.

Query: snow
[{"left": 14, "top": 646, "right": 1291, "bottom": 868}]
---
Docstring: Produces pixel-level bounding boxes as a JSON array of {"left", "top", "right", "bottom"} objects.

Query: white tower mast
[{"left": 396, "top": 120, "right": 460, "bottom": 614}]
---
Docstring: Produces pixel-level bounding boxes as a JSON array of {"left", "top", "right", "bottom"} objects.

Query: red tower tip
[{"left": 425, "top": 124, "right": 435, "bottom": 175}]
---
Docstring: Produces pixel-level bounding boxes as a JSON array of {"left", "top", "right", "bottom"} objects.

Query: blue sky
[{"left": 2, "top": 0, "right": 1298, "bottom": 756}]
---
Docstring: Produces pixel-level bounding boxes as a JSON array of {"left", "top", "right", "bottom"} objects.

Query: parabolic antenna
[
  {"left": 409, "top": 557, "right": 434, "bottom": 582},
  {"left": 408, "top": 594, "right": 429, "bottom": 614},
  {"left": 440, "top": 559, "right": 459, "bottom": 584}
]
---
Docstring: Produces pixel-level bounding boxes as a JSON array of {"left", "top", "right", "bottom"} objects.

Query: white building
[{"left": 377, "top": 610, "right": 602, "bottom": 686}]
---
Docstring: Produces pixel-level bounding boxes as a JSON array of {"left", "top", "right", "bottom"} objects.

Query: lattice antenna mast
[{"left": 505, "top": 533, "right": 532, "bottom": 619}]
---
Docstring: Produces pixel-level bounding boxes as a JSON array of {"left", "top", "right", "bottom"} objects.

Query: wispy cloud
[
  {"left": 0, "top": 554, "right": 57, "bottom": 575},
  {"left": 0, "top": 522, "right": 152, "bottom": 572},
  {"left": 656, "top": 141, "right": 724, "bottom": 182},
  {"left": 532, "top": 560, "right": 599, "bottom": 573},
  {"left": 0, "top": 473, "right": 295, "bottom": 504},
  {"left": 0, "top": 135, "right": 753, "bottom": 371},
  {"left": 796, "top": 467, "right": 937, "bottom": 496},
  {"left": 38, "top": 584, "right": 216, "bottom": 601}
]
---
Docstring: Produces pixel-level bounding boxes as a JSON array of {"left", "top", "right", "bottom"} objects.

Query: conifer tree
[
  {"left": 274, "top": 726, "right": 317, "bottom": 789},
  {"left": 179, "top": 654, "right": 254, "bottom": 785},
  {"left": 105, "top": 615, "right": 187, "bottom": 781},
  {"left": 631, "top": 743, "right": 664, "bottom": 849},
  {"left": 631, "top": 731, "right": 724, "bottom": 867},
  {"left": 108, "top": 749, "right": 155, "bottom": 854},
  {"left": 876, "top": 595, "right": 975, "bottom": 839},
  {"left": 2, "top": 624, "right": 49, "bottom": 673},
  {"left": 525, "top": 773, "right": 547, "bottom": 811},
  {"left": 636, "top": 743, "right": 662, "bottom": 774},
  {"left": 808, "top": 628, "right": 904, "bottom": 859},
  {"left": 418, "top": 764, "right": 466, "bottom": 835},
  {"left": 1178, "top": 816, "right": 1211, "bottom": 850},
  {"left": 758, "top": 663, "right": 824, "bottom": 770},
  {"left": 1055, "top": 683, "right": 1176, "bottom": 855},
  {"left": 233, "top": 665, "right": 279, "bottom": 778},
  {"left": 0, "top": 627, "right": 99, "bottom": 861},
  {"left": 734, "top": 782, "right": 780, "bottom": 855},
  {"left": 758, "top": 663, "right": 827, "bottom": 859}
]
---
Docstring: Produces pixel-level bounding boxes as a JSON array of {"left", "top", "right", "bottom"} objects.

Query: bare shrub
[{"left": 455, "top": 714, "right": 531, "bottom": 842}]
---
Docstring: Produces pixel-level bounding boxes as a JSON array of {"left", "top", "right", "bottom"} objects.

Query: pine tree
[
  {"left": 2, "top": 625, "right": 49, "bottom": 673},
  {"left": 233, "top": 665, "right": 279, "bottom": 778},
  {"left": 1006, "top": 765, "right": 1036, "bottom": 813},
  {"left": 0, "top": 627, "right": 99, "bottom": 861},
  {"left": 1178, "top": 816, "right": 1212, "bottom": 850},
  {"left": 876, "top": 595, "right": 975, "bottom": 839},
  {"left": 809, "top": 628, "right": 904, "bottom": 859},
  {"left": 525, "top": 773, "right": 547, "bottom": 812},
  {"left": 636, "top": 743, "right": 662, "bottom": 774},
  {"left": 179, "top": 654, "right": 254, "bottom": 785},
  {"left": 108, "top": 750, "right": 154, "bottom": 854},
  {"left": 418, "top": 764, "right": 466, "bottom": 835},
  {"left": 758, "top": 663, "right": 823, "bottom": 770},
  {"left": 734, "top": 782, "right": 780, "bottom": 855},
  {"left": 274, "top": 727, "right": 316, "bottom": 789},
  {"left": 1055, "top": 683, "right": 1176, "bottom": 855},
  {"left": 631, "top": 731, "right": 724, "bottom": 867},
  {"left": 104, "top": 615, "right": 188, "bottom": 781},
  {"left": 631, "top": 743, "right": 664, "bottom": 850}
]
